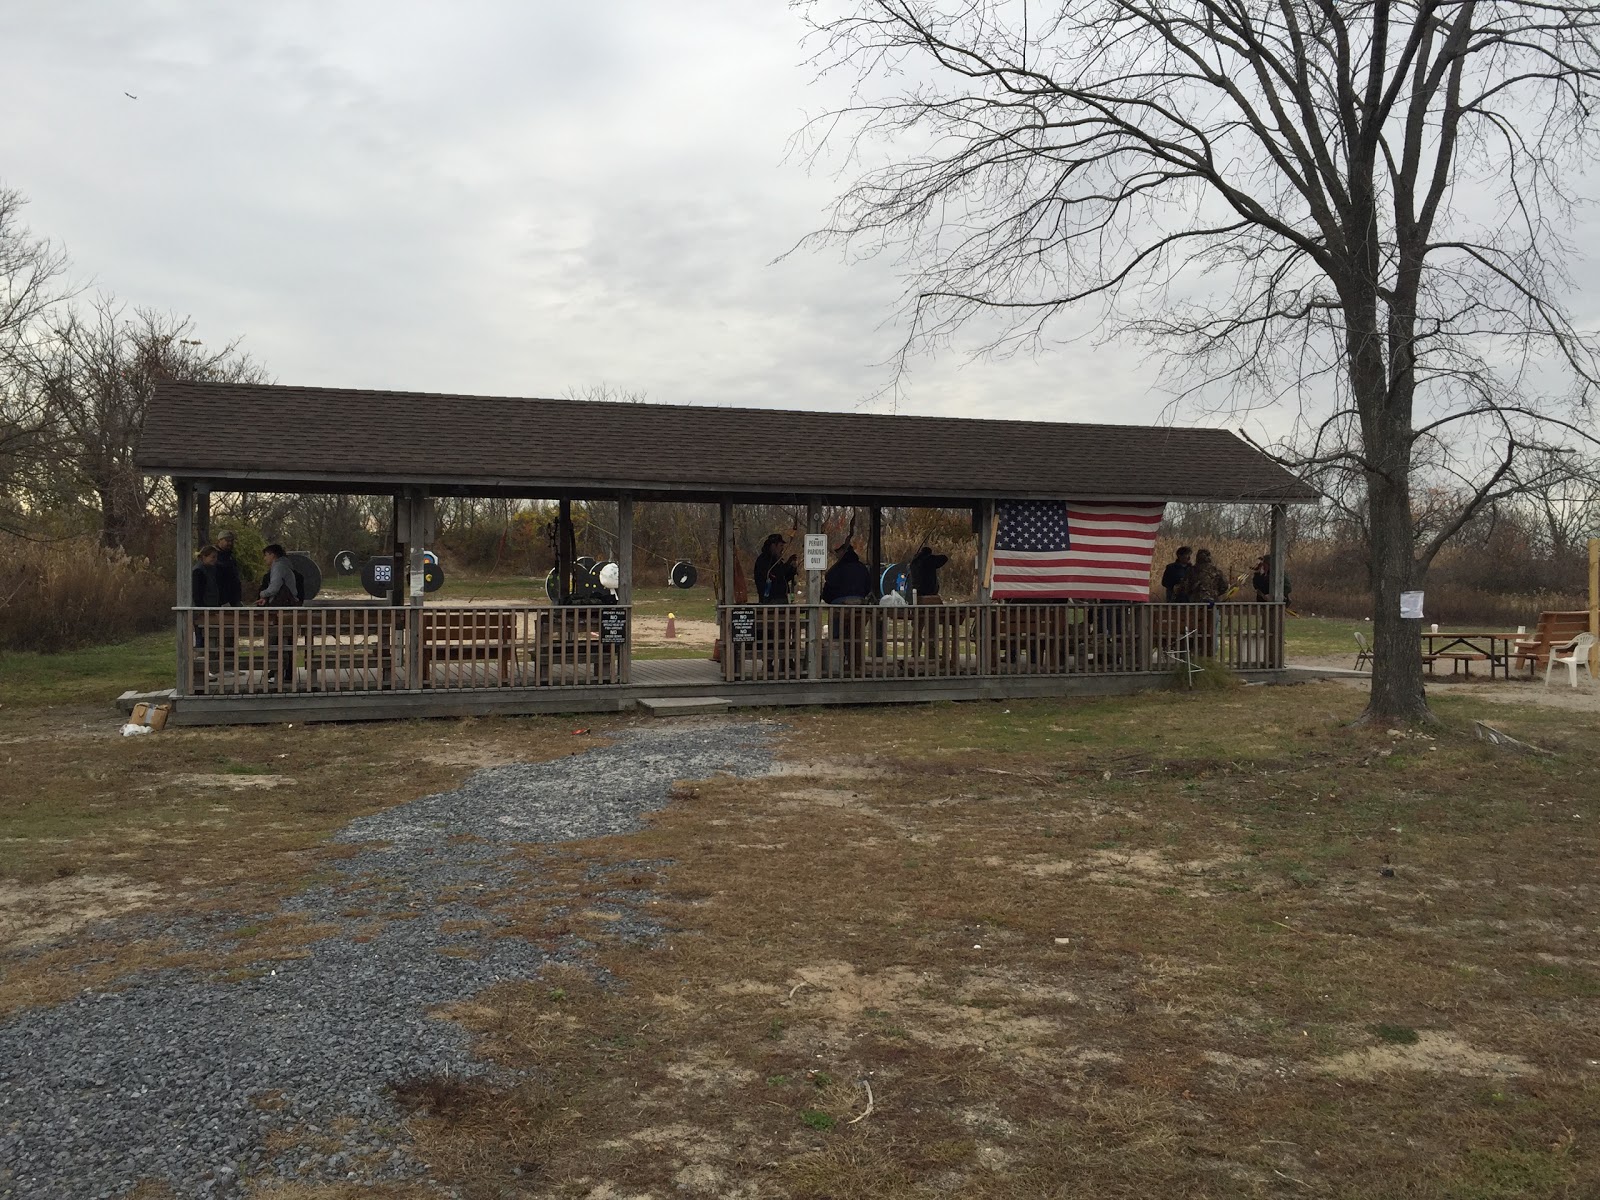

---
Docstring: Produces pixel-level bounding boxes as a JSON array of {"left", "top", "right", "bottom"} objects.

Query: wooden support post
[
  {"left": 618, "top": 496, "right": 634, "bottom": 683},
  {"left": 389, "top": 494, "right": 405, "bottom": 607},
  {"left": 869, "top": 507, "right": 883, "bottom": 597},
  {"left": 175, "top": 479, "right": 194, "bottom": 695},
  {"left": 719, "top": 500, "right": 735, "bottom": 606},
  {"left": 617, "top": 496, "right": 633, "bottom": 605},
  {"left": 1270, "top": 502, "right": 1288, "bottom": 668},
  {"left": 408, "top": 491, "right": 427, "bottom": 608},
  {"left": 196, "top": 487, "right": 210, "bottom": 547},
  {"left": 976, "top": 501, "right": 995, "bottom": 675},
  {"left": 557, "top": 498, "right": 573, "bottom": 605},
  {"left": 1269, "top": 504, "right": 1287, "bottom": 602},
  {"left": 402, "top": 489, "right": 426, "bottom": 691},
  {"left": 972, "top": 499, "right": 985, "bottom": 601},
  {"left": 806, "top": 498, "right": 822, "bottom": 680}
]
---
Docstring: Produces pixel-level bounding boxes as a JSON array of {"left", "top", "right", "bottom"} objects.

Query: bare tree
[
  {"left": 37, "top": 298, "right": 268, "bottom": 549},
  {"left": 0, "top": 185, "right": 70, "bottom": 532},
  {"left": 797, "top": 1, "right": 1600, "bottom": 724}
]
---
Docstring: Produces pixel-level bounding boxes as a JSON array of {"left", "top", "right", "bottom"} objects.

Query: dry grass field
[{"left": 2, "top": 655, "right": 1598, "bottom": 1197}]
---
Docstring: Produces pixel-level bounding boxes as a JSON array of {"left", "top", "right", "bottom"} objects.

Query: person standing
[
  {"left": 908, "top": 543, "right": 951, "bottom": 665},
  {"left": 1185, "top": 548, "right": 1227, "bottom": 603},
  {"left": 191, "top": 545, "right": 222, "bottom": 608},
  {"left": 822, "top": 542, "right": 871, "bottom": 604},
  {"left": 1161, "top": 546, "right": 1193, "bottom": 602},
  {"left": 213, "top": 530, "right": 244, "bottom": 606},
  {"left": 753, "top": 533, "right": 797, "bottom": 604},
  {"left": 190, "top": 545, "right": 223, "bottom": 683},
  {"left": 256, "top": 543, "right": 300, "bottom": 685},
  {"left": 908, "top": 544, "right": 948, "bottom": 602},
  {"left": 1251, "top": 554, "right": 1290, "bottom": 603}
]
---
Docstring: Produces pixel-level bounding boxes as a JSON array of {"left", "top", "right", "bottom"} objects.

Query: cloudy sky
[
  {"left": 1, "top": 1, "right": 1172, "bottom": 427},
  {"left": 4, "top": 2, "right": 1597, "bottom": 438}
]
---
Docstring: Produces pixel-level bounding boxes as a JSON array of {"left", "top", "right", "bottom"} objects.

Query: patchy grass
[
  {"left": 0, "top": 691, "right": 621, "bottom": 1011},
  {"left": 382, "top": 683, "right": 1600, "bottom": 1198},
  {"left": 1284, "top": 615, "right": 1371, "bottom": 659},
  {"left": 6, "top": 667, "right": 1599, "bottom": 1196},
  {"left": 0, "top": 631, "right": 171, "bottom": 708}
]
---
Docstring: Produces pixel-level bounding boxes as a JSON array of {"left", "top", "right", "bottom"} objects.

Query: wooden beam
[
  {"left": 806, "top": 497, "right": 822, "bottom": 680},
  {"left": 557, "top": 498, "right": 573, "bottom": 604},
  {"left": 175, "top": 480, "right": 194, "bottom": 695},
  {"left": 976, "top": 500, "right": 996, "bottom": 603},
  {"left": 1269, "top": 504, "right": 1287, "bottom": 602},
  {"left": 719, "top": 499, "right": 735, "bottom": 607},
  {"left": 196, "top": 487, "right": 210, "bottom": 547},
  {"left": 408, "top": 490, "right": 427, "bottom": 607},
  {"left": 617, "top": 495, "right": 633, "bottom": 605},
  {"left": 869, "top": 506, "right": 883, "bottom": 596},
  {"left": 389, "top": 494, "right": 404, "bottom": 607}
]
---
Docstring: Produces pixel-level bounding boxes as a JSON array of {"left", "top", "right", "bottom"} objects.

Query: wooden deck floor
[
  {"left": 630, "top": 658, "right": 724, "bottom": 686},
  {"left": 169, "top": 660, "right": 1290, "bottom": 726}
]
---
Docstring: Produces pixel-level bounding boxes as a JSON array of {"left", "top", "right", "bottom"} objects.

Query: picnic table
[{"left": 1420, "top": 631, "right": 1519, "bottom": 679}]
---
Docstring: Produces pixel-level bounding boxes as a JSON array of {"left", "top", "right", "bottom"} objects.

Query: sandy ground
[
  {"left": 633, "top": 616, "right": 716, "bottom": 648},
  {"left": 1290, "top": 655, "right": 1600, "bottom": 712}
]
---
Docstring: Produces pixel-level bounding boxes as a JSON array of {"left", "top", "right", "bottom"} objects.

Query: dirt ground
[
  {"left": 1291, "top": 654, "right": 1600, "bottom": 712},
  {"left": 632, "top": 615, "right": 716, "bottom": 648},
  {"left": 3, "top": 682, "right": 1598, "bottom": 1197}
]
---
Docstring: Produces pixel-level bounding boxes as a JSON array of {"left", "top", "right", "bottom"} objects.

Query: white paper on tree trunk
[{"left": 1400, "top": 590, "right": 1425, "bottom": 619}]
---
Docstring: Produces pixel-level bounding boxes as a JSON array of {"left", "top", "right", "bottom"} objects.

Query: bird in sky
[{"left": 124, "top": 92, "right": 137, "bottom": 100}]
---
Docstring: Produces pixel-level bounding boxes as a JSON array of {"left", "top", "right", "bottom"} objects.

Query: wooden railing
[
  {"left": 178, "top": 604, "right": 630, "bottom": 696},
  {"left": 719, "top": 602, "right": 1284, "bottom": 682}
]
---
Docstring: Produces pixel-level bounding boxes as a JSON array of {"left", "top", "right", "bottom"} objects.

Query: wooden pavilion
[{"left": 137, "top": 382, "right": 1317, "bottom": 725}]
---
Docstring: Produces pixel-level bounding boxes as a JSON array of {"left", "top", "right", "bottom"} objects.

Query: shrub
[{"left": 0, "top": 535, "right": 171, "bottom": 652}]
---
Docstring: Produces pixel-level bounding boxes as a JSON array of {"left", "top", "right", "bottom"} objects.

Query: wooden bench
[
  {"left": 420, "top": 610, "right": 515, "bottom": 686},
  {"left": 535, "top": 609, "right": 621, "bottom": 684},
  {"left": 1510, "top": 611, "right": 1589, "bottom": 676},
  {"left": 1427, "top": 651, "right": 1488, "bottom": 677}
]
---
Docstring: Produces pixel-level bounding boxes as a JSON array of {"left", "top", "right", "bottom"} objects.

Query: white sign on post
[
  {"left": 1399, "top": 590, "right": 1425, "bottom": 619},
  {"left": 803, "top": 533, "right": 828, "bottom": 572}
]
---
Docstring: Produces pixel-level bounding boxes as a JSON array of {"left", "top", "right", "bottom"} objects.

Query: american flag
[{"left": 991, "top": 500, "right": 1165, "bottom": 601}]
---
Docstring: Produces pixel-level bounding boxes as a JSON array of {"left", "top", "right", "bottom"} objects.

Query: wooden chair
[
  {"left": 1512, "top": 611, "right": 1589, "bottom": 675},
  {"left": 1353, "top": 630, "right": 1372, "bottom": 671},
  {"left": 1545, "top": 632, "right": 1597, "bottom": 689}
]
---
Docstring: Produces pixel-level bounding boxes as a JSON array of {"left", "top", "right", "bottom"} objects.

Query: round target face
[
  {"left": 880, "top": 563, "right": 908, "bottom": 599},
  {"left": 544, "top": 567, "right": 559, "bottom": 603},
  {"left": 575, "top": 555, "right": 597, "bottom": 572},
  {"left": 669, "top": 560, "right": 698, "bottom": 589},
  {"left": 334, "top": 550, "right": 357, "bottom": 576},
  {"left": 422, "top": 549, "right": 440, "bottom": 566},
  {"left": 286, "top": 552, "right": 322, "bottom": 602},
  {"left": 361, "top": 556, "right": 396, "bottom": 599},
  {"left": 422, "top": 560, "right": 445, "bottom": 593}
]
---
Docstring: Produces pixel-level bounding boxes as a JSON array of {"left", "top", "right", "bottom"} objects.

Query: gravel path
[{"left": 0, "top": 719, "right": 773, "bottom": 1199}]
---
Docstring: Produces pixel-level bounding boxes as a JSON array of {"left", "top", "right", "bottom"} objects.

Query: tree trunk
[{"left": 1362, "top": 453, "right": 1432, "bottom": 726}]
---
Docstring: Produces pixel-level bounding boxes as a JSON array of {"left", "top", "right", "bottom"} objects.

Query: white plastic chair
[
  {"left": 1544, "top": 632, "right": 1596, "bottom": 689},
  {"left": 1353, "top": 630, "right": 1372, "bottom": 671}
]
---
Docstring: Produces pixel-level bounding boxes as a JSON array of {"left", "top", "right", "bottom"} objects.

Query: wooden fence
[
  {"left": 720, "top": 602, "right": 1282, "bottom": 682},
  {"left": 178, "top": 600, "right": 1282, "bottom": 698},
  {"left": 178, "top": 604, "right": 630, "bottom": 696}
]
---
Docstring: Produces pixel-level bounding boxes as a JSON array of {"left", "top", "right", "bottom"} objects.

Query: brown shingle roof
[{"left": 138, "top": 382, "right": 1316, "bottom": 504}]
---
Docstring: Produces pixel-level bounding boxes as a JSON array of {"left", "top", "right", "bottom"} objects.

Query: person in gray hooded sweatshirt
[{"left": 256, "top": 544, "right": 299, "bottom": 684}]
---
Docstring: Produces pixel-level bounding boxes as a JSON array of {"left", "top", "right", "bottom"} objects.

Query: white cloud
[{"left": 4, "top": 1, "right": 1593, "bottom": 442}]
